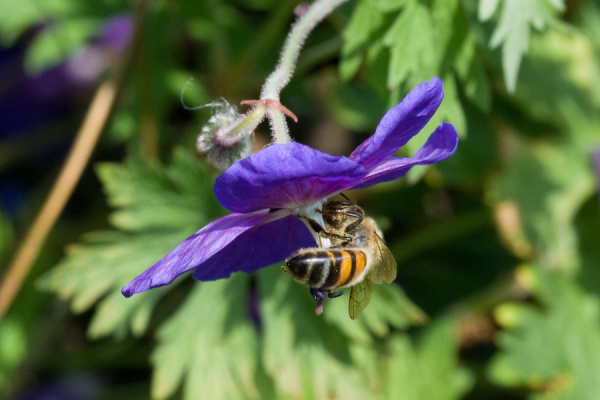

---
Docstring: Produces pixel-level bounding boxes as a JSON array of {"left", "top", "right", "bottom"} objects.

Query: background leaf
[
  {"left": 151, "top": 276, "right": 261, "bottom": 400},
  {"left": 39, "top": 148, "right": 222, "bottom": 340},
  {"left": 489, "top": 265, "right": 600, "bottom": 399},
  {"left": 384, "top": 319, "right": 474, "bottom": 400},
  {"left": 479, "top": 0, "right": 565, "bottom": 92}
]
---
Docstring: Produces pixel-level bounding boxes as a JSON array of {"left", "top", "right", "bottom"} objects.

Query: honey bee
[{"left": 284, "top": 200, "right": 397, "bottom": 319}]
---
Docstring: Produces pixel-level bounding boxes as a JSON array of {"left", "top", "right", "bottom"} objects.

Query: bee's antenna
[{"left": 340, "top": 192, "right": 352, "bottom": 202}]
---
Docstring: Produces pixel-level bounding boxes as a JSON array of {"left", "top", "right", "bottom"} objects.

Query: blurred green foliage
[{"left": 1, "top": 0, "right": 600, "bottom": 399}]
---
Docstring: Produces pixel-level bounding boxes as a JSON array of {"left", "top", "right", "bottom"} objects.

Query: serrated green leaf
[
  {"left": 488, "top": 141, "right": 595, "bottom": 268},
  {"left": 40, "top": 148, "right": 221, "bottom": 339},
  {"left": 258, "top": 263, "right": 426, "bottom": 400},
  {"left": 384, "top": 319, "right": 474, "bottom": 400},
  {"left": 478, "top": 0, "right": 501, "bottom": 20},
  {"left": 430, "top": 0, "right": 467, "bottom": 72},
  {"left": 454, "top": 35, "right": 492, "bottom": 112},
  {"left": 340, "top": 0, "right": 385, "bottom": 81},
  {"left": 259, "top": 266, "right": 378, "bottom": 400},
  {"left": 359, "top": 283, "right": 427, "bottom": 335},
  {"left": 384, "top": 1, "right": 435, "bottom": 88},
  {"left": 97, "top": 148, "right": 220, "bottom": 232},
  {"left": 482, "top": 0, "right": 565, "bottom": 92},
  {"left": 151, "top": 276, "right": 260, "bottom": 400},
  {"left": 490, "top": 265, "right": 600, "bottom": 399}
]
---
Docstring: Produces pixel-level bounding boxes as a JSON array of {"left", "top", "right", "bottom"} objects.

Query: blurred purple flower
[
  {"left": 0, "top": 14, "right": 133, "bottom": 138},
  {"left": 0, "top": 14, "right": 133, "bottom": 215},
  {"left": 122, "top": 77, "right": 459, "bottom": 297}
]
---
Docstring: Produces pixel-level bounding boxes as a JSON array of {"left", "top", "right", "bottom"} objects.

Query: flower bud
[{"left": 196, "top": 100, "right": 256, "bottom": 170}]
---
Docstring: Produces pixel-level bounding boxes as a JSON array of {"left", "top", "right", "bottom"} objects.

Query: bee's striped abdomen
[{"left": 285, "top": 249, "right": 368, "bottom": 290}]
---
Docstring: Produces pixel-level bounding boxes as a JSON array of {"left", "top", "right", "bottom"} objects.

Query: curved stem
[
  {"left": 261, "top": 0, "right": 349, "bottom": 143},
  {"left": 261, "top": 0, "right": 348, "bottom": 99}
]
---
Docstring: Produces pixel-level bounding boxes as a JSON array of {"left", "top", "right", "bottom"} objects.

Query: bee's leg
[
  {"left": 310, "top": 287, "right": 325, "bottom": 301},
  {"left": 305, "top": 217, "right": 352, "bottom": 242},
  {"left": 343, "top": 211, "right": 364, "bottom": 233},
  {"left": 319, "top": 231, "right": 352, "bottom": 242},
  {"left": 327, "top": 290, "right": 344, "bottom": 299}
]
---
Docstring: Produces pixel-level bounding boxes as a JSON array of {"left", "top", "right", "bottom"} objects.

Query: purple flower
[{"left": 122, "top": 77, "right": 458, "bottom": 297}]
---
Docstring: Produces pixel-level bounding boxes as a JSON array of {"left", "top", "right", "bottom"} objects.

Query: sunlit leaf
[
  {"left": 384, "top": 1, "right": 435, "bottom": 88},
  {"left": 151, "top": 276, "right": 261, "bottom": 400},
  {"left": 454, "top": 35, "right": 491, "bottom": 113},
  {"left": 340, "top": 0, "right": 385, "bottom": 81},
  {"left": 479, "top": 0, "right": 565, "bottom": 92},
  {"left": 25, "top": 19, "right": 98, "bottom": 73},
  {"left": 383, "top": 319, "right": 474, "bottom": 400},
  {"left": 490, "top": 265, "right": 600, "bottom": 399},
  {"left": 257, "top": 264, "right": 427, "bottom": 399},
  {"left": 488, "top": 141, "right": 595, "bottom": 268},
  {"left": 259, "top": 266, "right": 379, "bottom": 399},
  {"left": 39, "top": 148, "right": 221, "bottom": 339}
]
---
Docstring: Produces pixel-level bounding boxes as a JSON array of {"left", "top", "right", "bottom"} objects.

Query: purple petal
[
  {"left": 351, "top": 122, "right": 458, "bottom": 189},
  {"left": 214, "top": 143, "right": 366, "bottom": 213},
  {"left": 122, "top": 209, "right": 307, "bottom": 297},
  {"left": 193, "top": 213, "right": 315, "bottom": 280},
  {"left": 96, "top": 14, "right": 134, "bottom": 53},
  {"left": 349, "top": 77, "right": 444, "bottom": 169}
]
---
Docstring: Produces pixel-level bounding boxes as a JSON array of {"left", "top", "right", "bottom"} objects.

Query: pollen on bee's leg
[
  {"left": 328, "top": 290, "right": 343, "bottom": 299},
  {"left": 310, "top": 288, "right": 327, "bottom": 316},
  {"left": 315, "top": 296, "right": 325, "bottom": 316}
]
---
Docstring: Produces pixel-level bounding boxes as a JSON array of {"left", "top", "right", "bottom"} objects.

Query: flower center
[{"left": 295, "top": 200, "right": 332, "bottom": 248}]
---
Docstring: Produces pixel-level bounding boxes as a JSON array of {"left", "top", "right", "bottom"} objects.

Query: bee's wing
[
  {"left": 349, "top": 275, "right": 372, "bottom": 320},
  {"left": 369, "top": 233, "right": 398, "bottom": 284}
]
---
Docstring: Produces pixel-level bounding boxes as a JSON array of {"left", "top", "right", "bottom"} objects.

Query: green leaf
[
  {"left": 373, "top": 0, "right": 408, "bottom": 12},
  {"left": 480, "top": 0, "right": 565, "bottom": 92},
  {"left": 258, "top": 264, "right": 426, "bottom": 400},
  {"left": 383, "top": 319, "right": 474, "bottom": 400},
  {"left": 478, "top": 0, "right": 500, "bottom": 21},
  {"left": 0, "top": 0, "right": 41, "bottom": 44},
  {"left": 384, "top": 1, "right": 435, "bottom": 88},
  {"left": 25, "top": 18, "right": 99, "bottom": 73},
  {"left": 39, "top": 148, "right": 221, "bottom": 339},
  {"left": 0, "top": 319, "right": 28, "bottom": 394},
  {"left": 0, "top": 0, "right": 76, "bottom": 45},
  {"left": 151, "top": 276, "right": 262, "bottom": 400},
  {"left": 454, "top": 35, "right": 492, "bottom": 113},
  {"left": 39, "top": 230, "right": 179, "bottom": 339},
  {"left": 359, "top": 283, "right": 428, "bottom": 336},
  {"left": 489, "top": 265, "right": 600, "bottom": 399},
  {"left": 487, "top": 140, "right": 595, "bottom": 268},
  {"left": 98, "top": 148, "right": 221, "bottom": 232},
  {"left": 329, "top": 81, "right": 386, "bottom": 131},
  {"left": 259, "top": 266, "right": 375, "bottom": 399},
  {"left": 340, "top": 0, "right": 386, "bottom": 81}
]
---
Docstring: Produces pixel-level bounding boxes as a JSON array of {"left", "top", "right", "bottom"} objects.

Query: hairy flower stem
[{"left": 261, "top": 0, "right": 349, "bottom": 144}]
